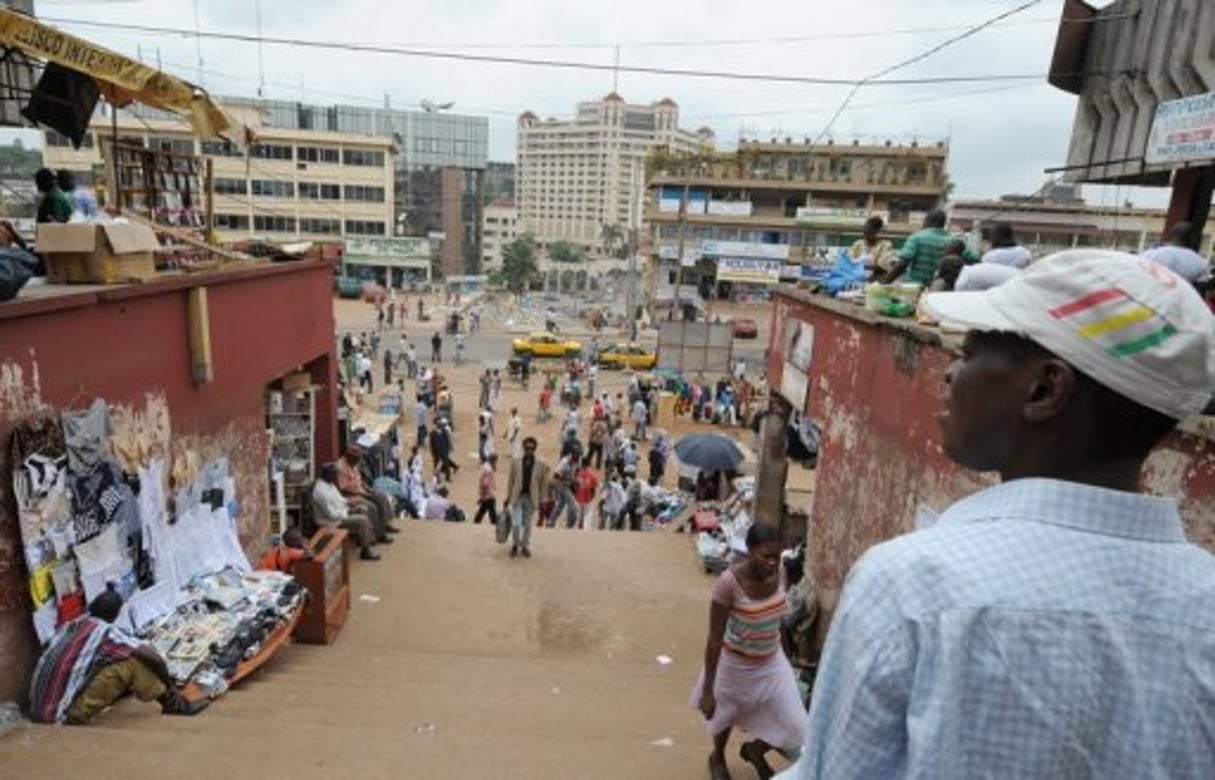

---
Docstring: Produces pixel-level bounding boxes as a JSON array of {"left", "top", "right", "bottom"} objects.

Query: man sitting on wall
[
  {"left": 880, "top": 209, "right": 978, "bottom": 286},
  {"left": 312, "top": 462, "right": 382, "bottom": 561},
  {"left": 29, "top": 587, "right": 206, "bottom": 724},
  {"left": 336, "top": 445, "right": 401, "bottom": 539}
]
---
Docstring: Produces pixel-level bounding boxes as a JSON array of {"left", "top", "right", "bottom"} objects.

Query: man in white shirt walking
[{"left": 783, "top": 249, "right": 1215, "bottom": 779}]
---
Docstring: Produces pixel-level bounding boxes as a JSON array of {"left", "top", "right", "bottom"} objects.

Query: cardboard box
[
  {"left": 36, "top": 222, "right": 159, "bottom": 284},
  {"left": 281, "top": 372, "right": 312, "bottom": 392}
]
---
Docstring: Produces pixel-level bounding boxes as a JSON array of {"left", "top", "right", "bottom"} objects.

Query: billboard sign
[
  {"left": 716, "top": 257, "right": 783, "bottom": 284},
  {"left": 701, "top": 240, "right": 789, "bottom": 260},
  {"left": 1146, "top": 91, "right": 1215, "bottom": 165},
  {"left": 657, "top": 321, "right": 734, "bottom": 375}
]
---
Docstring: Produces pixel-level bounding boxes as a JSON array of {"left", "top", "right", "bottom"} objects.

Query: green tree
[
  {"left": 549, "top": 240, "right": 586, "bottom": 264},
  {"left": 559, "top": 269, "right": 577, "bottom": 292},
  {"left": 500, "top": 234, "right": 539, "bottom": 292},
  {"left": 599, "top": 223, "right": 626, "bottom": 259},
  {"left": 0, "top": 139, "right": 42, "bottom": 180}
]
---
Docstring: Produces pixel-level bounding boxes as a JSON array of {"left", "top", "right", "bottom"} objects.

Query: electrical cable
[
  {"left": 809, "top": 0, "right": 1046, "bottom": 145},
  {"left": 41, "top": 16, "right": 1054, "bottom": 88}
]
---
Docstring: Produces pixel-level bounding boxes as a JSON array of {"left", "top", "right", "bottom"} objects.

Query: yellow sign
[{"left": 0, "top": 9, "right": 246, "bottom": 142}]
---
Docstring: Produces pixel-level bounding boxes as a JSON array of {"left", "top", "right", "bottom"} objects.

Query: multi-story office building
[
  {"left": 517, "top": 94, "right": 712, "bottom": 251},
  {"left": 949, "top": 187, "right": 1173, "bottom": 255},
  {"left": 484, "top": 161, "right": 516, "bottom": 203},
  {"left": 481, "top": 199, "right": 518, "bottom": 271},
  {"left": 44, "top": 113, "right": 395, "bottom": 245},
  {"left": 645, "top": 137, "right": 951, "bottom": 304},
  {"left": 118, "top": 97, "right": 489, "bottom": 275}
]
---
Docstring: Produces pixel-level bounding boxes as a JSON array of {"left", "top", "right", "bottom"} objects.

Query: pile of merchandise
[
  {"left": 692, "top": 478, "right": 755, "bottom": 574},
  {"left": 139, "top": 568, "right": 302, "bottom": 695},
  {"left": 645, "top": 486, "right": 691, "bottom": 530}
]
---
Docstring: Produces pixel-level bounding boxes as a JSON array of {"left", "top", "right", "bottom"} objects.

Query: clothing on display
[{"left": 61, "top": 399, "right": 111, "bottom": 475}]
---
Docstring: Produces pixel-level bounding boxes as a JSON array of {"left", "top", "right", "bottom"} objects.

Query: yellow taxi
[
  {"left": 511, "top": 332, "right": 583, "bottom": 358},
  {"left": 597, "top": 342, "right": 657, "bottom": 370}
]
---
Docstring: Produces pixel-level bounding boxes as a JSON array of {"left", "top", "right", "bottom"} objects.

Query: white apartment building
[
  {"left": 481, "top": 198, "right": 518, "bottom": 270},
  {"left": 43, "top": 110, "right": 395, "bottom": 245},
  {"left": 517, "top": 93, "right": 712, "bottom": 251}
]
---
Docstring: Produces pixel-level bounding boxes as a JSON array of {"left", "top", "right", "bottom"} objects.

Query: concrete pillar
[
  {"left": 1164, "top": 166, "right": 1215, "bottom": 248},
  {"left": 753, "top": 396, "right": 791, "bottom": 536}
]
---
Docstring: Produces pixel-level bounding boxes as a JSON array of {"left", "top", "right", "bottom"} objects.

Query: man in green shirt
[
  {"left": 881, "top": 209, "right": 977, "bottom": 285},
  {"left": 34, "top": 167, "right": 72, "bottom": 224}
]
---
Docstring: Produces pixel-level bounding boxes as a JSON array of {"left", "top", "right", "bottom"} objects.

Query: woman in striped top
[{"left": 691, "top": 523, "right": 804, "bottom": 780}]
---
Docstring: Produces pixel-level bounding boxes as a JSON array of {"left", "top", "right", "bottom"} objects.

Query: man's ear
[{"left": 1023, "top": 358, "right": 1076, "bottom": 422}]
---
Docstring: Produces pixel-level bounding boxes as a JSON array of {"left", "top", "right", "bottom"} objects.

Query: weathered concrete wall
[
  {"left": 768, "top": 291, "right": 1215, "bottom": 637},
  {"left": 0, "top": 260, "right": 338, "bottom": 704}
]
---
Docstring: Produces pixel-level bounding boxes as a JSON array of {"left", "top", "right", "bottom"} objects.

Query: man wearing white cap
[{"left": 783, "top": 250, "right": 1215, "bottom": 779}]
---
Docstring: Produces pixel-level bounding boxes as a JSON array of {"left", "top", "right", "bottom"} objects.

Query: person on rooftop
[{"left": 880, "top": 209, "right": 977, "bottom": 286}]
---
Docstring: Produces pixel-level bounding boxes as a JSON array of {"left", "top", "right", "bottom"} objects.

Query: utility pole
[{"left": 626, "top": 156, "right": 643, "bottom": 341}]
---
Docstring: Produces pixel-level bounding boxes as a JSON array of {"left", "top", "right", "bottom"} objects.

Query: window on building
[
  {"left": 200, "top": 139, "right": 240, "bottom": 157},
  {"left": 299, "top": 218, "right": 342, "bottom": 235},
  {"left": 345, "top": 220, "right": 386, "bottom": 236},
  {"left": 343, "top": 184, "right": 386, "bottom": 203},
  {"left": 297, "top": 146, "right": 340, "bottom": 164},
  {"left": 213, "top": 213, "right": 249, "bottom": 230},
  {"left": 250, "top": 180, "right": 295, "bottom": 198},
  {"left": 253, "top": 215, "right": 296, "bottom": 232},
  {"left": 213, "top": 178, "right": 247, "bottom": 195},
  {"left": 148, "top": 136, "right": 195, "bottom": 155},
  {"left": 45, "top": 130, "right": 94, "bottom": 148},
  {"left": 343, "top": 149, "right": 385, "bottom": 167},
  {"left": 299, "top": 182, "right": 342, "bottom": 200},
  {"left": 250, "top": 144, "right": 293, "bottom": 161}
]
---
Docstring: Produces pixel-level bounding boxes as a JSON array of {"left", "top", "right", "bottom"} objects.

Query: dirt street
[{"left": 0, "top": 293, "right": 803, "bottom": 778}]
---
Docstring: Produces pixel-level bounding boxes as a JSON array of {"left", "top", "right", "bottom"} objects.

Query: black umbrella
[{"left": 674, "top": 433, "right": 745, "bottom": 472}]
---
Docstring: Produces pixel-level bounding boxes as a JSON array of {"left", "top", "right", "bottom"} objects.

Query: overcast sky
[{"left": 25, "top": 0, "right": 1161, "bottom": 205}]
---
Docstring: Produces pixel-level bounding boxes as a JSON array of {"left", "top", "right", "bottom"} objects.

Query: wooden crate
[{"left": 293, "top": 528, "right": 350, "bottom": 644}]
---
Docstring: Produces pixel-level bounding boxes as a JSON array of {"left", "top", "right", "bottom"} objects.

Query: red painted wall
[
  {"left": 768, "top": 291, "right": 1215, "bottom": 635},
  {"left": 0, "top": 260, "right": 338, "bottom": 703}
]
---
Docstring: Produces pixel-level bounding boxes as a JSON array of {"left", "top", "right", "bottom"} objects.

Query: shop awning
[{"left": 0, "top": 9, "right": 248, "bottom": 143}]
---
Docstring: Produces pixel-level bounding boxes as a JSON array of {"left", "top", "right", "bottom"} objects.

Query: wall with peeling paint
[
  {"left": 769, "top": 291, "right": 1215, "bottom": 643},
  {"left": 0, "top": 260, "right": 338, "bottom": 704}
]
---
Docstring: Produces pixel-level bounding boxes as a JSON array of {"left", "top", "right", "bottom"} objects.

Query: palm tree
[{"left": 600, "top": 223, "right": 626, "bottom": 260}]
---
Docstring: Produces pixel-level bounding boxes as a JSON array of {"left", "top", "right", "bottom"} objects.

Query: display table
[
  {"left": 294, "top": 528, "right": 351, "bottom": 644},
  {"left": 180, "top": 603, "right": 303, "bottom": 704}
]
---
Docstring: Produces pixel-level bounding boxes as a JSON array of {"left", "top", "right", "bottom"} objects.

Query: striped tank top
[{"left": 717, "top": 568, "right": 787, "bottom": 661}]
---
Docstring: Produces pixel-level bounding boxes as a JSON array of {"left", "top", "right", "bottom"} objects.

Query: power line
[
  {"left": 685, "top": 83, "right": 1042, "bottom": 122},
  {"left": 810, "top": 0, "right": 1046, "bottom": 145},
  {"left": 42, "top": 16, "right": 1051, "bottom": 87}
]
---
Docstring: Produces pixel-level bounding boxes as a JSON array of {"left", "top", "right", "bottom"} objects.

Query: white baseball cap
[{"left": 922, "top": 249, "right": 1214, "bottom": 420}]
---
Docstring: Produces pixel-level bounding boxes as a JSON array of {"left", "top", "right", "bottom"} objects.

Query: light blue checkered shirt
[{"left": 783, "top": 478, "right": 1215, "bottom": 780}]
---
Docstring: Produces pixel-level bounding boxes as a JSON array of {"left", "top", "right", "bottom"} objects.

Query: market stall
[{"left": 11, "top": 399, "right": 300, "bottom": 705}]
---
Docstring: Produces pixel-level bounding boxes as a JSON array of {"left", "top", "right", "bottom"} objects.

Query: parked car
[
  {"left": 732, "top": 318, "right": 759, "bottom": 339},
  {"left": 511, "top": 332, "right": 583, "bottom": 358},
  {"left": 597, "top": 342, "right": 657, "bottom": 370}
]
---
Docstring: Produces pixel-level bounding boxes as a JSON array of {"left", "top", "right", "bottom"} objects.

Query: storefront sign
[
  {"left": 344, "top": 236, "right": 431, "bottom": 268},
  {"left": 716, "top": 257, "right": 783, "bottom": 284},
  {"left": 701, "top": 240, "right": 789, "bottom": 260},
  {"left": 1146, "top": 91, "right": 1215, "bottom": 165}
]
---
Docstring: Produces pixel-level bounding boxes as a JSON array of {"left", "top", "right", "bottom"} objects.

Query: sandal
[{"left": 739, "top": 741, "right": 774, "bottom": 780}]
